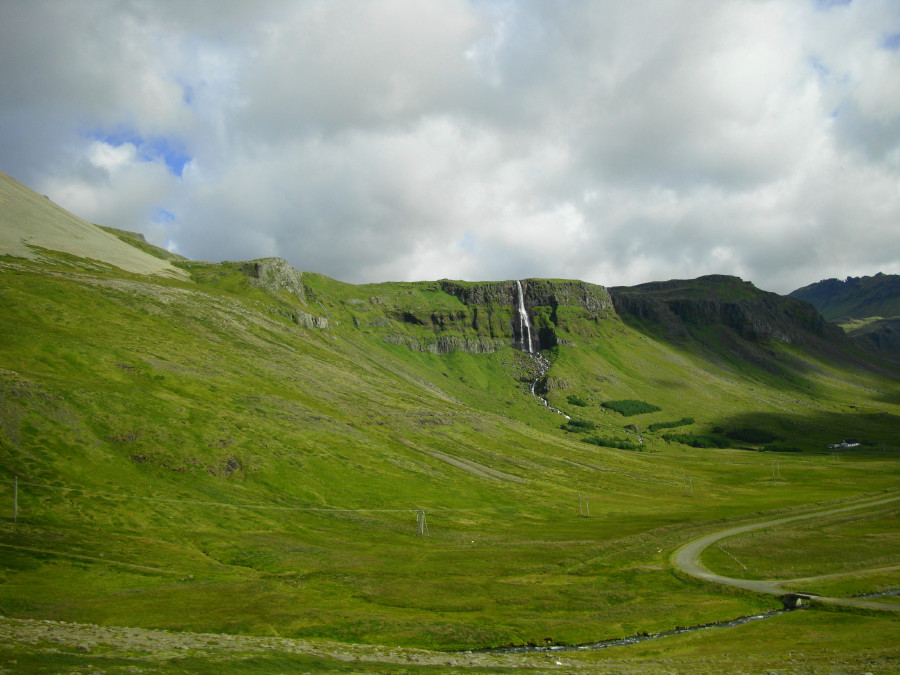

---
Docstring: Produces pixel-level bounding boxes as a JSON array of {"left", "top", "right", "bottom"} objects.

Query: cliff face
[
  {"left": 240, "top": 257, "right": 329, "bottom": 329},
  {"left": 437, "top": 279, "right": 614, "bottom": 351},
  {"left": 438, "top": 279, "right": 612, "bottom": 316},
  {"left": 339, "top": 279, "right": 614, "bottom": 355},
  {"left": 241, "top": 257, "right": 308, "bottom": 304},
  {"left": 610, "top": 275, "right": 844, "bottom": 345}
]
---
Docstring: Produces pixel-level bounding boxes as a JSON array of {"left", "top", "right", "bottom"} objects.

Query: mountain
[
  {"left": 1, "top": 170, "right": 899, "bottom": 669},
  {"left": 610, "top": 274, "right": 842, "bottom": 344},
  {"left": 790, "top": 273, "right": 900, "bottom": 362},
  {"left": 789, "top": 273, "right": 900, "bottom": 321},
  {"left": 0, "top": 170, "right": 187, "bottom": 279}
]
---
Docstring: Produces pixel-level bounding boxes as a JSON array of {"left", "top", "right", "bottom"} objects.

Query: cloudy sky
[{"left": 2, "top": 0, "right": 899, "bottom": 293}]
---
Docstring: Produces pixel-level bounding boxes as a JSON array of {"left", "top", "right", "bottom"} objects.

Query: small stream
[
  {"left": 481, "top": 609, "right": 793, "bottom": 655},
  {"left": 854, "top": 587, "right": 900, "bottom": 600},
  {"left": 527, "top": 352, "right": 570, "bottom": 419}
]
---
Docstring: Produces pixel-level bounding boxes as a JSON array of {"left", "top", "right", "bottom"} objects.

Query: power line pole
[
  {"left": 579, "top": 495, "right": 590, "bottom": 517},
  {"left": 13, "top": 476, "right": 17, "bottom": 523},
  {"left": 416, "top": 510, "right": 428, "bottom": 536}
]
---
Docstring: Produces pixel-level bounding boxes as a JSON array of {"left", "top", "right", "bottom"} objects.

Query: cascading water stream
[
  {"left": 515, "top": 280, "right": 533, "bottom": 354},
  {"left": 515, "top": 280, "right": 569, "bottom": 419}
]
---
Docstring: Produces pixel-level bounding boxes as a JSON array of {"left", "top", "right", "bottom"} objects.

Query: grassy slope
[
  {"left": 791, "top": 273, "right": 900, "bottom": 322},
  {"left": 1, "top": 242, "right": 899, "bottom": 667},
  {"left": 0, "top": 171, "right": 186, "bottom": 279}
]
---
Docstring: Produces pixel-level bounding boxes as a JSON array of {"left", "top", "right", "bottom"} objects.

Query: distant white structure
[{"left": 827, "top": 439, "right": 860, "bottom": 449}]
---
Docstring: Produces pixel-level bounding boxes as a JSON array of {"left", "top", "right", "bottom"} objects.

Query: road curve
[{"left": 672, "top": 494, "right": 900, "bottom": 612}]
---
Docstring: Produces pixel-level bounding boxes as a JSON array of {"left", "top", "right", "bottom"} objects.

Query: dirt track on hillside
[{"left": 672, "top": 493, "right": 900, "bottom": 611}]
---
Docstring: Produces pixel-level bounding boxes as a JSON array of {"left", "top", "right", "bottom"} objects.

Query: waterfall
[
  {"left": 514, "top": 280, "right": 569, "bottom": 419},
  {"left": 515, "top": 280, "right": 534, "bottom": 354}
]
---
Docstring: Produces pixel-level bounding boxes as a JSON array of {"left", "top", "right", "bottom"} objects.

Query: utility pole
[
  {"left": 13, "top": 476, "right": 17, "bottom": 523},
  {"left": 579, "top": 495, "right": 590, "bottom": 517},
  {"left": 416, "top": 510, "right": 428, "bottom": 536}
]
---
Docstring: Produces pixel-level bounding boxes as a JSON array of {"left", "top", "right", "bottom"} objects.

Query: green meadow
[{"left": 1, "top": 228, "right": 899, "bottom": 670}]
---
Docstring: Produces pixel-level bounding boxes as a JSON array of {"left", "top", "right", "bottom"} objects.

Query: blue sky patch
[
  {"left": 88, "top": 128, "right": 191, "bottom": 177},
  {"left": 141, "top": 136, "right": 191, "bottom": 177},
  {"left": 153, "top": 208, "right": 176, "bottom": 224},
  {"left": 810, "top": 57, "right": 829, "bottom": 79},
  {"left": 883, "top": 33, "right": 900, "bottom": 51},
  {"left": 457, "top": 232, "right": 477, "bottom": 253}
]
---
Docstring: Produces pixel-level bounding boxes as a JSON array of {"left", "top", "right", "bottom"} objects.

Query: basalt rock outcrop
[
  {"left": 382, "top": 334, "right": 509, "bottom": 355},
  {"left": 241, "top": 257, "right": 309, "bottom": 304},
  {"left": 438, "top": 279, "right": 613, "bottom": 318},
  {"left": 239, "top": 257, "right": 329, "bottom": 329},
  {"left": 351, "top": 279, "right": 614, "bottom": 355}
]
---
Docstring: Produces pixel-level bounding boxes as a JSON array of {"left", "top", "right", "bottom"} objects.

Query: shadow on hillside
[
  {"left": 713, "top": 409, "right": 900, "bottom": 453},
  {"left": 873, "top": 389, "right": 900, "bottom": 406},
  {"left": 620, "top": 315, "right": 833, "bottom": 396}
]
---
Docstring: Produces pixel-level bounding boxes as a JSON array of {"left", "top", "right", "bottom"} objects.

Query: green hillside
[
  {"left": 1, "top": 173, "right": 899, "bottom": 671},
  {"left": 790, "top": 273, "right": 900, "bottom": 322}
]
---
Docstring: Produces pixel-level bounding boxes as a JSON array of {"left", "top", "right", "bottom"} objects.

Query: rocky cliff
[
  {"left": 335, "top": 279, "right": 614, "bottom": 355},
  {"left": 240, "top": 257, "right": 329, "bottom": 329},
  {"left": 438, "top": 279, "right": 612, "bottom": 317},
  {"left": 241, "top": 257, "right": 308, "bottom": 304}
]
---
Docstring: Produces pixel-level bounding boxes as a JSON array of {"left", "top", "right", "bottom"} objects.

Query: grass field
[
  {"left": 702, "top": 499, "right": 900, "bottom": 583},
  {"left": 1, "top": 211, "right": 899, "bottom": 670}
]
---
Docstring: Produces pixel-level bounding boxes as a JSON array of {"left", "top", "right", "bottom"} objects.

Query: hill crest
[{"left": 0, "top": 170, "right": 187, "bottom": 279}]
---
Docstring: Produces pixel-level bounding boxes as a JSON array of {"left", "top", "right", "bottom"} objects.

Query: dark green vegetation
[
  {"left": 582, "top": 436, "right": 642, "bottom": 451},
  {"left": 566, "top": 394, "right": 589, "bottom": 407},
  {"left": 600, "top": 400, "right": 661, "bottom": 417},
  {"left": 560, "top": 419, "right": 597, "bottom": 432},
  {"left": 726, "top": 427, "right": 780, "bottom": 444},
  {"left": 1, "top": 172, "right": 899, "bottom": 670},
  {"left": 647, "top": 417, "right": 694, "bottom": 432},
  {"left": 662, "top": 434, "right": 728, "bottom": 449}
]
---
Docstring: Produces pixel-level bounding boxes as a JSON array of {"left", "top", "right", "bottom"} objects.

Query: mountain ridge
[
  {"left": 0, "top": 170, "right": 187, "bottom": 279},
  {"left": 789, "top": 273, "right": 900, "bottom": 363},
  {"left": 789, "top": 273, "right": 900, "bottom": 321}
]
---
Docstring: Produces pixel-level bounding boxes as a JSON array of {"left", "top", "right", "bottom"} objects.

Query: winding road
[{"left": 672, "top": 493, "right": 900, "bottom": 612}]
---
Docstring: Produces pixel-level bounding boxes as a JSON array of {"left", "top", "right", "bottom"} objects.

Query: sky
[{"left": 1, "top": 0, "right": 899, "bottom": 294}]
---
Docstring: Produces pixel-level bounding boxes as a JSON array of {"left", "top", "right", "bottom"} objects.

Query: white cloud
[{"left": 1, "top": 0, "right": 898, "bottom": 294}]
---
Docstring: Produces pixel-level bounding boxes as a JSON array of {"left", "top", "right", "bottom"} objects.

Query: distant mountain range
[
  {"left": 789, "top": 273, "right": 900, "bottom": 321},
  {"left": 790, "top": 274, "right": 900, "bottom": 362}
]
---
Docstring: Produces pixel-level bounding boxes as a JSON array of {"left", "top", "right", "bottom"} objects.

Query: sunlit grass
[{"left": 1, "top": 254, "right": 899, "bottom": 658}]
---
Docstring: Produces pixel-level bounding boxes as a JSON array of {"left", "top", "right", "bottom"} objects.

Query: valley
[{"left": 1, "top": 171, "right": 899, "bottom": 672}]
